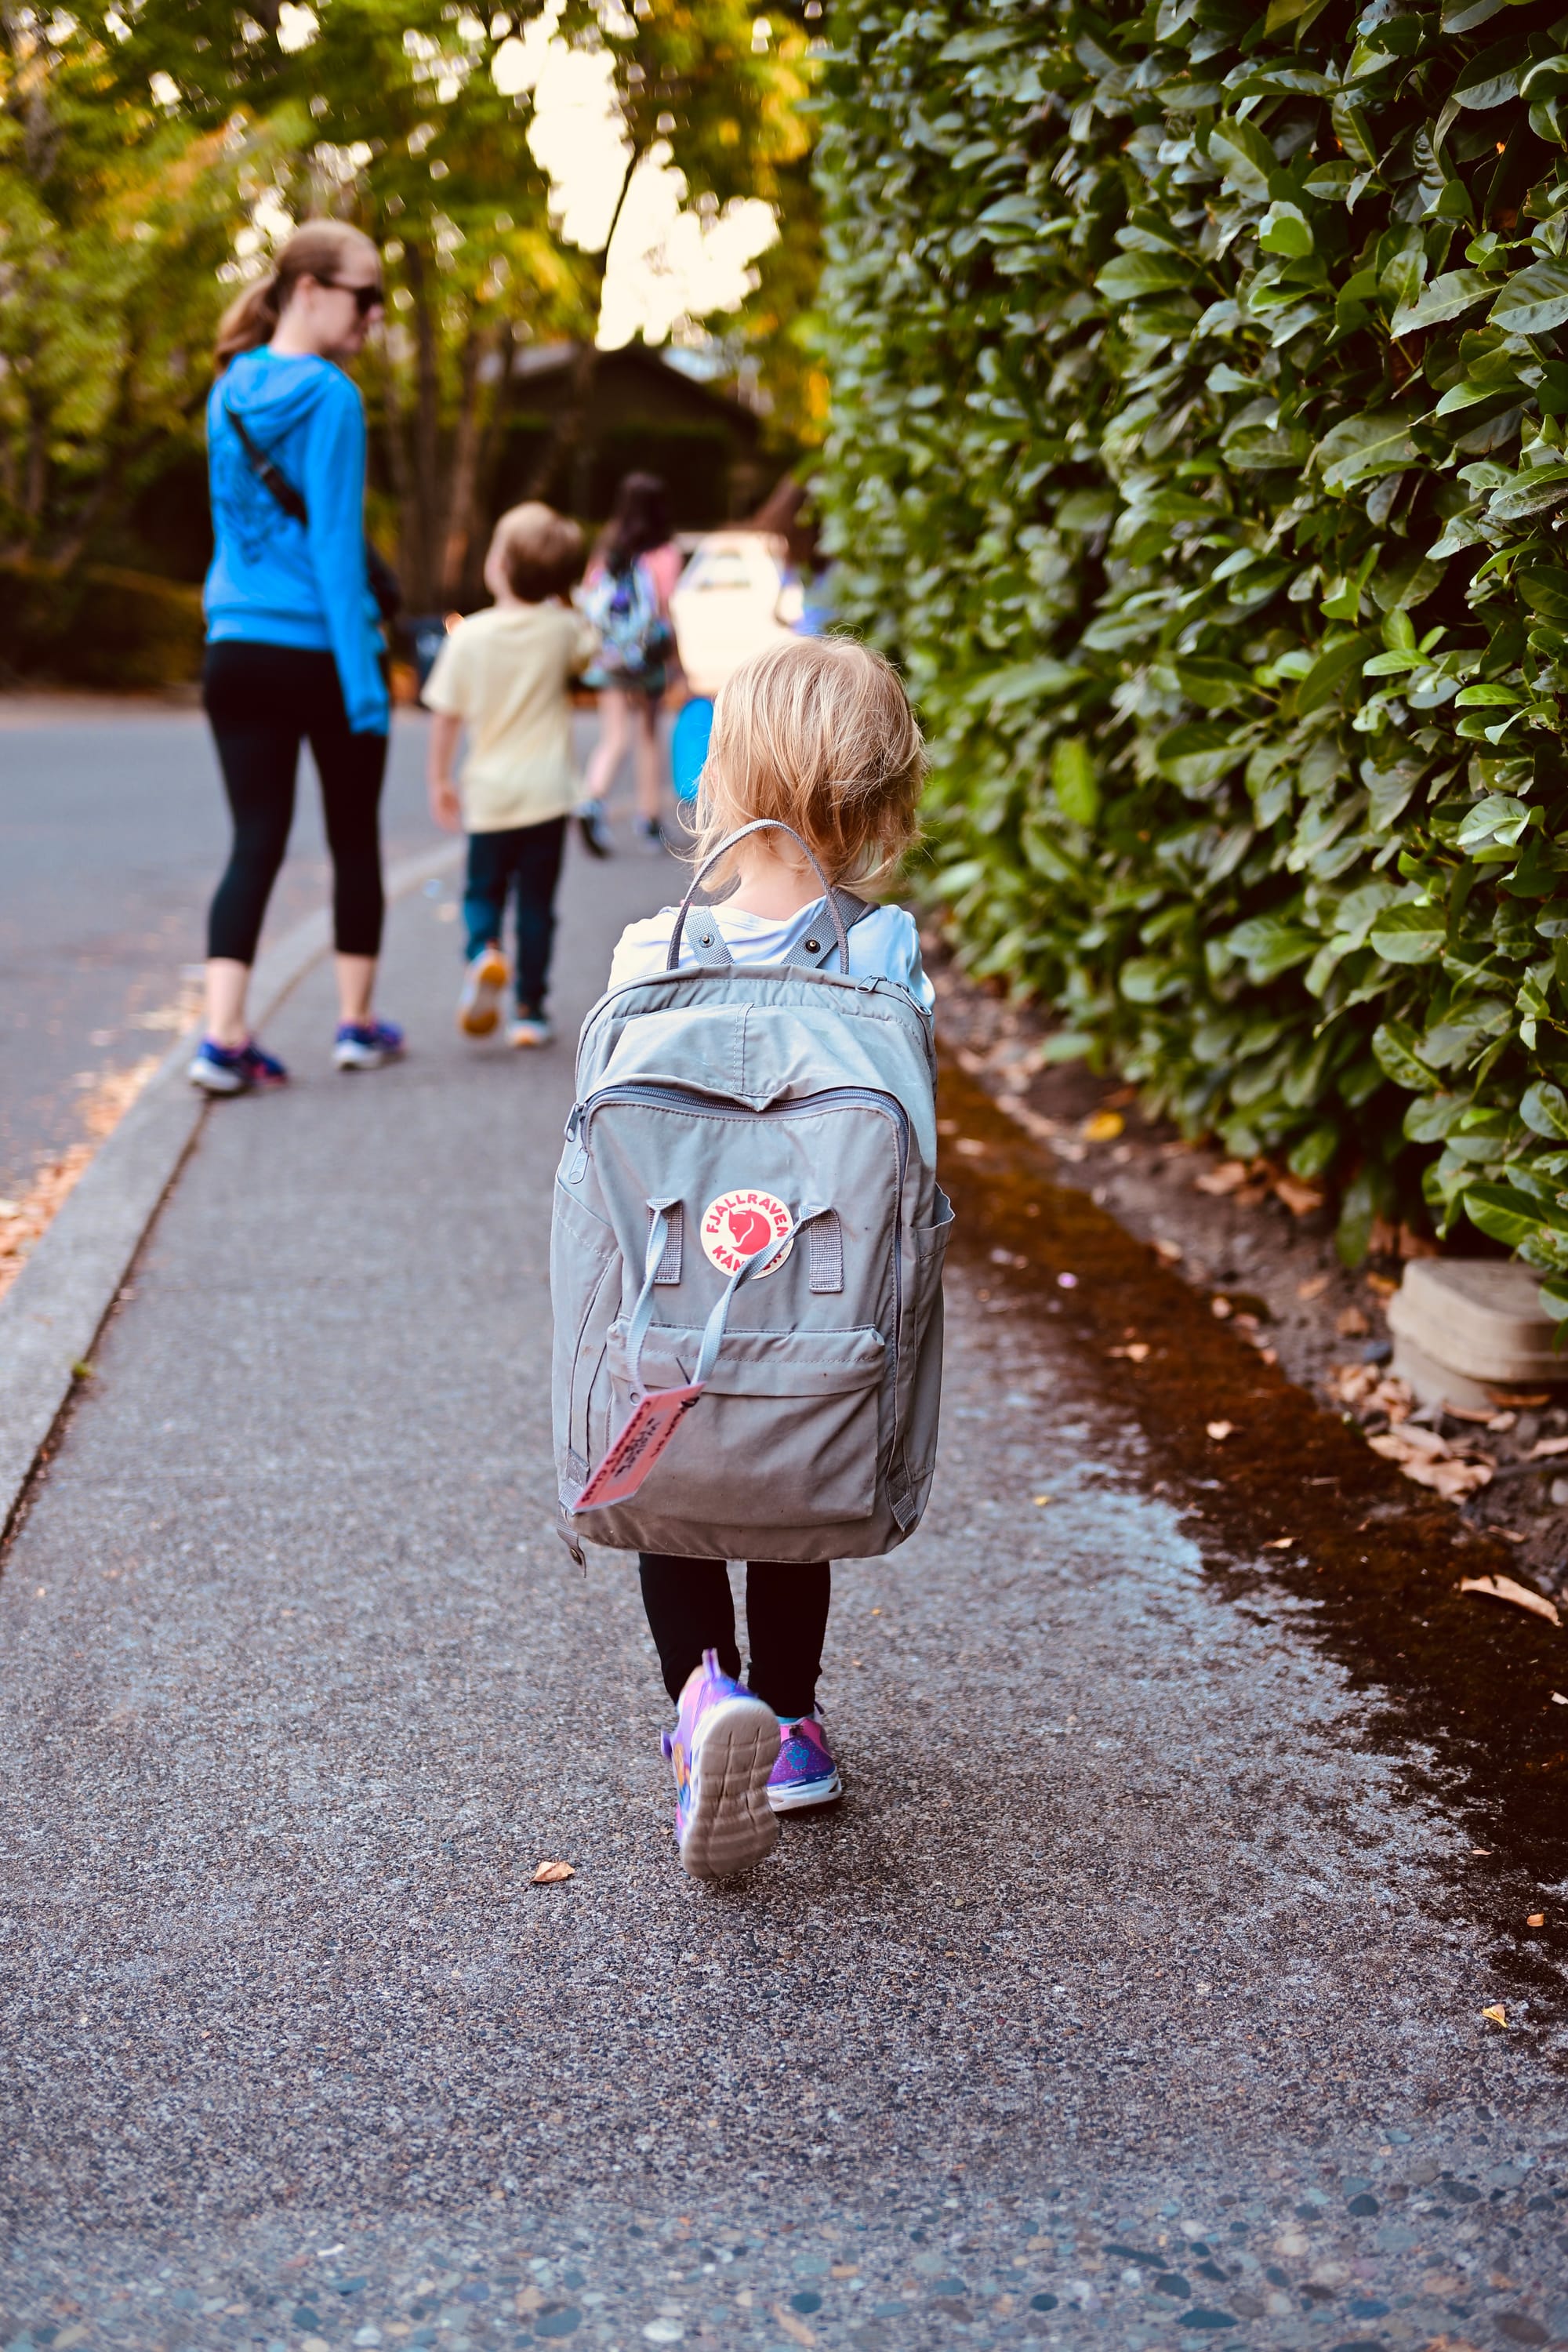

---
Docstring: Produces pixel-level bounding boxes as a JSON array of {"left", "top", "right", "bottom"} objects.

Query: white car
[{"left": 669, "top": 531, "right": 804, "bottom": 699}]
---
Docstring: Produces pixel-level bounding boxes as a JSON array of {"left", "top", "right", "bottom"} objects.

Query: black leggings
[
  {"left": 639, "top": 1553, "right": 830, "bottom": 1722},
  {"left": 204, "top": 643, "right": 388, "bottom": 964}
]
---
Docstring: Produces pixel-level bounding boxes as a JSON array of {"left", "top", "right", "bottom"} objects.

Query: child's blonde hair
[
  {"left": 488, "top": 501, "right": 584, "bottom": 601},
  {"left": 693, "top": 636, "right": 925, "bottom": 889}
]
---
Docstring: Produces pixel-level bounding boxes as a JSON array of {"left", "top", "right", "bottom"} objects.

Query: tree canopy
[{"left": 1, "top": 0, "right": 815, "bottom": 609}]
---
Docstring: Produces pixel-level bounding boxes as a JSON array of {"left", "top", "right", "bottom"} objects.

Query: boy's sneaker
[
  {"left": 661, "top": 1648, "right": 780, "bottom": 1880},
  {"left": 577, "top": 800, "right": 613, "bottom": 858},
  {"left": 458, "top": 946, "right": 509, "bottom": 1037},
  {"left": 187, "top": 1036, "right": 289, "bottom": 1095},
  {"left": 768, "top": 1715, "right": 844, "bottom": 1813},
  {"left": 509, "top": 1013, "right": 554, "bottom": 1049},
  {"left": 332, "top": 1018, "right": 405, "bottom": 1071}
]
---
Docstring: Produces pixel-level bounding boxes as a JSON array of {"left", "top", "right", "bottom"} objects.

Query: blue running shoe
[
  {"left": 768, "top": 1715, "right": 843, "bottom": 1813},
  {"left": 187, "top": 1036, "right": 289, "bottom": 1095},
  {"left": 333, "top": 1018, "right": 405, "bottom": 1071},
  {"left": 661, "top": 1648, "right": 779, "bottom": 1879}
]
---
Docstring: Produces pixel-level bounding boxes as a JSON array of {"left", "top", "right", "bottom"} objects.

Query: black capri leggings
[
  {"left": 203, "top": 642, "right": 388, "bottom": 965},
  {"left": 639, "top": 1553, "right": 831, "bottom": 1722}
]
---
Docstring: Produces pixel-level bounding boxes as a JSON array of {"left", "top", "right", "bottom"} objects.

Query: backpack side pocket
[
  {"left": 551, "top": 1181, "right": 622, "bottom": 1496},
  {"left": 898, "top": 1187, "right": 954, "bottom": 1516}
]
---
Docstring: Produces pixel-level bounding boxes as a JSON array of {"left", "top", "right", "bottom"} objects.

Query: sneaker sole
[
  {"left": 459, "top": 956, "right": 508, "bottom": 1036},
  {"left": 333, "top": 1045, "right": 403, "bottom": 1070},
  {"left": 679, "top": 1697, "right": 781, "bottom": 1880},
  {"left": 767, "top": 1767, "right": 844, "bottom": 1814},
  {"left": 188, "top": 1061, "right": 248, "bottom": 1096}
]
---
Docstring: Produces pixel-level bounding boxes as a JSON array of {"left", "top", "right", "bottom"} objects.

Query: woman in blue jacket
[{"left": 191, "top": 220, "right": 403, "bottom": 1094}]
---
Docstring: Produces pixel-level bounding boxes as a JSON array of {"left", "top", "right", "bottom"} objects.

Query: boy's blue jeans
[{"left": 463, "top": 815, "right": 567, "bottom": 1014}]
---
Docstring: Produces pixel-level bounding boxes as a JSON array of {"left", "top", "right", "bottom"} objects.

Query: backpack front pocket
[{"left": 604, "top": 1319, "right": 887, "bottom": 1526}]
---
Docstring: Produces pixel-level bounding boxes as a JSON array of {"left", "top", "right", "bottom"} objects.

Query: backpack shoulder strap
[
  {"left": 682, "top": 913, "right": 734, "bottom": 967},
  {"left": 788, "top": 889, "right": 875, "bottom": 968}
]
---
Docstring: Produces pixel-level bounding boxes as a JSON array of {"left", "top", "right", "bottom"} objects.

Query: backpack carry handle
[{"left": 665, "top": 818, "right": 852, "bottom": 974}]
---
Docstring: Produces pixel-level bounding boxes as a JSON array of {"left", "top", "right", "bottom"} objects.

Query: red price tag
[{"left": 572, "top": 1383, "right": 705, "bottom": 1512}]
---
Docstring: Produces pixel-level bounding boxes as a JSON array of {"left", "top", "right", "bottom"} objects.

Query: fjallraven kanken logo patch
[{"left": 699, "top": 1188, "right": 793, "bottom": 1279}]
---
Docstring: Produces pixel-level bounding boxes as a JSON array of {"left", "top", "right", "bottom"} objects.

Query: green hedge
[
  {"left": 0, "top": 563, "right": 204, "bottom": 691},
  {"left": 815, "top": 0, "right": 1568, "bottom": 1295}
]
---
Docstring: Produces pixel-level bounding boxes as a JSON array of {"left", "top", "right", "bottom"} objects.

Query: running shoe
[
  {"left": 768, "top": 1715, "right": 844, "bottom": 1813},
  {"left": 577, "top": 800, "right": 613, "bottom": 858},
  {"left": 458, "top": 946, "right": 509, "bottom": 1037},
  {"left": 509, "top": 1012, "right": 554, "bottom": 1049},
  {"left": 187, "top": 1036, "right": 289, "bottom": 1095},
  {"left": 332, "top": 1018, "right": 405, "bottom": 1071},
  {"left": 637, "top": 814, "right": 666, "bottom": 855},
  {"left": 661, "top": 1648, "right": 779, "bottom": 1880}
]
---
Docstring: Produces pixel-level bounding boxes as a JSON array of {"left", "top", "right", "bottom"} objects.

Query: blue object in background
[{"left": 672, "top": 697, "right": 713, "bottom": 801}]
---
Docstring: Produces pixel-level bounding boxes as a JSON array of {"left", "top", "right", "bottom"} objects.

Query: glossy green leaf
[
  {"left": 1490, "top": 260, "right": 1568, "bottom": 336},
  {"left": 1370, "top": 904, "right": 1447, "bottom": 962},
  {"left": 1522, "top": 1081, "right": 1568, "bottom": 1139},
  {"left": 1316, "top": 413, "right": 1417, "bottom": 492},
  {"left": 1389, "top": 269, "right": 1493, "bottom": 336}
]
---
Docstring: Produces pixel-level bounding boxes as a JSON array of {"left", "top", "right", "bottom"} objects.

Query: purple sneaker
[
  {"left": 187, "top": 1036, "right": 289, "bottom": 1095},
  {"left": 332, "top": 1018, "right": 405, "bottom": 1071},
  {"left": 768, "top": 1715, "right": 843, "bottom": 1813},
  {"left": 661, "top": 1648, "right": 779, "bottom": 1879}
]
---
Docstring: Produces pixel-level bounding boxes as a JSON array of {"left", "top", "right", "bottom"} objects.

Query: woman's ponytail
[
  {"left": 214, "top": 271, "right": 282, "bottom": 371},
  {"left": 211, "top": 220, "right": 380, "bottom": 372}
]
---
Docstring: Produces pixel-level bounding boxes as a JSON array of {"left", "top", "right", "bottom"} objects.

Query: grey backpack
[{"left": 551, "top": 819, "right": 952, "bottom": 1563}]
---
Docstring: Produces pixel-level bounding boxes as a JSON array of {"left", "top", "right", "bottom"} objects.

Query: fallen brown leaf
[
  {"left": 532, "top": 1860, "right": 576, "bottom": 1884},
  {"left": 1207, "top": 1420, "right": 1235, "bottom": 1442},
  {"left": 1527, "top": 1913, "right": 1545, "bottom": 1929},
  {"left": 1195, "top": 1160, "right": 1250, "bottom": 1196},
  {"left": 1366, "top": 1425, "right": 1493, "bottom": 1500},
  {"left": 1365, "top": 1272, "right": 1397, "bottom": 1299},
  {"left": 1297, "top": 1273, "right": 1331, "bottom": 1301},
  {"left": 1482, "top": 2003, "right": 1508, "bottom": 2027},
  {"left": 1274, "top": 1174, "right": 1325, "bottom": 1216},
  {"left": 1335, "top": 1306, "right": 1370, "bottom": 1338},
  {"left": 1457, "top": 1574, "right": 1560, "bottom": 1627}
]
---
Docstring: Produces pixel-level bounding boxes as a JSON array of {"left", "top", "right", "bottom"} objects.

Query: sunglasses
[{"left": 321, "top": 278, "right": 385, "bottom": 314}]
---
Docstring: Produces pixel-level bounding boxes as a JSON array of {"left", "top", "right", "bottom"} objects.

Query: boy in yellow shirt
[{"left": 424, "top": 503, "right": 598, "bottom": 1046}]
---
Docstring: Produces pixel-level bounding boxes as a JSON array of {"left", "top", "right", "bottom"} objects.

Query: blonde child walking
[
  {"left": 554, "top": 637, "right": 944, "bottom": 1880},
  {"left": 424, "top": 503, "right": 597, "bottom": 1047}
]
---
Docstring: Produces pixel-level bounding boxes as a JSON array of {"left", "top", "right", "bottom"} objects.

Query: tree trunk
[
  {"left": 438, "top": 321, "right": 488, "bottom": 603},
  {"left": 377, "top": 343, "right": 418, "bottom": 598},
  {"left": 401, "top": 238, "right": 444, "bottom": 608},
  {"left": 463, "top": 320, "right": 518, "bottom": 603}
]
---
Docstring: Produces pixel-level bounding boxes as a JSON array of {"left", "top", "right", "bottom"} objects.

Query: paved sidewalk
[{"left": 1, "top": 842, "right": 1564, "bottom": 2347}]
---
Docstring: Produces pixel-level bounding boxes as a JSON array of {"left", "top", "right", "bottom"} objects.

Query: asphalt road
[
  {"left": 0, "top": 700, "right": 635, "bottom": 1204},
  {"left": 1, "top": 845, "right": 1566, "bottom": 2347}
]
